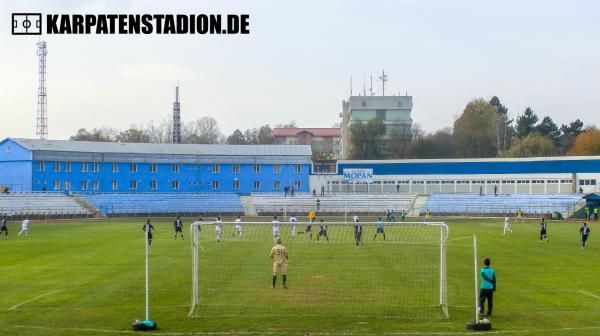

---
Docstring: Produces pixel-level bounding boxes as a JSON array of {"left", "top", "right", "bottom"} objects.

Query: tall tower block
[
  {"left": 172, "top": 85, "right": 181, "bottom": 144},
  {"left": 36, "top": 41, "right": 48, "bottom": 140}
]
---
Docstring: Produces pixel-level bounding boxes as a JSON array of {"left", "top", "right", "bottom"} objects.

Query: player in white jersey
[
  {"left": 353, "top": 214, "right": 359, "bottom": 223},
  {"left": 233, "top": 215, "right": 243, "bottom": 237},
  {"left": 18, "top": 218, "right": 29, "bottom": 236},
  {"left": 289, "top": 215, "right": 297, "bottom": 239},
  {"left": 503, "top": 215, "right": 512, "bottom": 234},
  {"left": 215, "top": 216, "right": 223, "bottom": 242},
  {"left": 272, "top": 215, "right": 280, "bottom": 244}
]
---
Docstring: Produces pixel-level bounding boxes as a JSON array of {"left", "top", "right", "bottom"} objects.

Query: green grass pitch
[{"left": 0, "top": 216, "right": 599, "bottom": 335}]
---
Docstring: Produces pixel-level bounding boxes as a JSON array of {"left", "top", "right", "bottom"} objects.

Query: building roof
[
  {"left": 7, "top": 138, "right": 312, "bottom": 156},
  {"left": 272, "top": 128, "right": 341, "bottom": 137}
]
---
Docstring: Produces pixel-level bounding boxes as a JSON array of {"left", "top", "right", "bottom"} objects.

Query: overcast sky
[{"left": 1, "top": 0, "right": 599, "bottom": 140}]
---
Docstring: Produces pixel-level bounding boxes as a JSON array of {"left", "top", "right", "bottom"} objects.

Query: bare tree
[
  {"left": 145, "top": 117, "right": 173, "bottom": 144},
  {"left": 182, "top": 117, "right": 224, "bottom": 144}
]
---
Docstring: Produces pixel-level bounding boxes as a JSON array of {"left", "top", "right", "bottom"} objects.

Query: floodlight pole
[
  {"left": 473, "top": 235, "right": 479, "bottom": 323},
  {"left": 145, "top": 228, "right": 150, "bottom": 321}
]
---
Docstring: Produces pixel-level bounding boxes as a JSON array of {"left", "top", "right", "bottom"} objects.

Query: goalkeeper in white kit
[{"left": 503, "top": 215, "right": 512, "bottom": 234}]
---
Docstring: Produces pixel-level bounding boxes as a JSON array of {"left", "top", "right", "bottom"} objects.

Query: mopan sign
[{"left": 343, "top": 168, "right": 373, "bottom": 183}]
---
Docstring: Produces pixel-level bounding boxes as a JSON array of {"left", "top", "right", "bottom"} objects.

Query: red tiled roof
[{"left": 272, "top": 128, "right": 341, "bottom": 137}]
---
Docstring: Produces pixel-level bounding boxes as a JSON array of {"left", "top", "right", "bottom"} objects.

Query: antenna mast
[
  {"left": 370, "top": 75, "right": 373, "bottom": 96},
  {"left": 172, "top": 85, "right": 181, "bottom": 144},
  {"left": 36, "top": 41, "right": 48, "bottom": 140},
  {"left": 379, "top": 70, "right": 388, "bottom": 96}
]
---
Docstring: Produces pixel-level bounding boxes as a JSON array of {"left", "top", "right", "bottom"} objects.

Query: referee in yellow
[{"left": 270, "top": 237, "right": 289, "bottom": 289}]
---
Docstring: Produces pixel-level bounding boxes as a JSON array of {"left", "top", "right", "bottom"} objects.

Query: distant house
[{"left": 273, "top": 128, "right": 341, "bottom": 173}]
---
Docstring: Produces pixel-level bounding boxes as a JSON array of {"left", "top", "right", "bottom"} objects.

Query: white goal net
[{"left": 190, "top": 220, "right": 448, "bottom": 319}]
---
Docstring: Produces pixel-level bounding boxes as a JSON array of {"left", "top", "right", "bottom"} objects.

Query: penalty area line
[{"left": 9, "top": 290, "right": 62, "bottom": 310}]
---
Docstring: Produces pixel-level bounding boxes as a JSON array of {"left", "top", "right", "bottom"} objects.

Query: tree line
[
  {"left": 350, "top": 96, "right": 599, "bottom": 159},
  {"left": 69, "top": 118, "right": 301, "bottom": 145}
]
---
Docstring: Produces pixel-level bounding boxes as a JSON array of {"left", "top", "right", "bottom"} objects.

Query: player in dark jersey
[
  {"left": 317, "top": 219, "right": 329, "bottom": 242},
  {"left": 143, "top": 219, "right": 155, "bottom": 246},
  {"left": 580, "top": 222, "right": 591, "bottom": 250},
  {"left": 1, "top": 218, "right": 7, "bottom": 237},
  {"left": 174, "top": 216, "right": 184, "bottom": 240},
  {"left": 354, "top": 220, "right": 363, "bottom": 247},
  {"left": 539, "top": 218, "right": 549, "bottom": 243}
]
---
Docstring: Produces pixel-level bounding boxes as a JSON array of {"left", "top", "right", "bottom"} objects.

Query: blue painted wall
[
  {"left": 30, "top": 161, "right": 309, "bottom": 194},
  {"left": 338, "top": 159, "right": 600, "bottom": 175},
  {"left": 0, "top": 139, "right": 33, "bottom": 191}
]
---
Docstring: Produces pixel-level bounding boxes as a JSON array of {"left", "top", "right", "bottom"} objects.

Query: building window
[
  {"left": 232, "top": 164, "right": 240, "bottom": 173},
  {"left": 112, "top": 163, "right": 118, "bottom": 172},
  {"left": 111, "top": 181, "right": 118, "bottom": 191},
  {"left": 65, "top": 162, "right": 71, "bottom": 172},
  {"left": 82, "top": 162, "right": 89, "bottom": 173},
  {"left": 213, "top": 164, "right": 220, "bottom": 173},
  {"left": 253, "top": 181, "right": 260, "bottom": 190},
  {"left": 92, "top": 180, "right": 98, "bottom": 191},
  {"left": 53, "top": 180, "right": 60, "bottom": 190},
  {"left": 172, "top": 164, "right": 180, "bottom": 173},
  {"left": 81, "top": 181, "right": 88, "bottom": 190},
  {"left": 172, "top": 180, "right": 180, "bottom": 189},
  {"left": 294, "top": 164, "right": 301, "bottom": 174},
  {"left": 253, "top": 164, "right": 260, "bottom": 174},
  {"left": 150, "top": 180, "right": 157, "bottom": 189},
  {"left": 130, "top": 163, "right": 137, "bottom": 173},
  {"left": 150, "top": 163, "right": 157, "bottom": 173},
  {"left": 212, "top": 180, "right": 219, "bottom": 190},
  {"left": 274, "top": 164, "right": 281, "bottom": 173},
  {"left": 92, "top": 162, "right": 99, "bottom": 173},
  {"left": 130, "top": 180, "right": 138, "bottom": 189},
  {"left": 274, "top": 181, "right": 281, "bottom": 189},
  {"left": 294, "top": 180, "right": 301, "bottom": 189},
  {"left": 38, "top": 162, "right": 45, "bottom": 172},
  {"left": 64, "top": 180, "right": 71, "bottom": 190},
  {"left": 54, "top": 162, "right": 61, "bottom": 172},
  {"left": 233, "top": 180, "right": 240, "bottom": 189}
]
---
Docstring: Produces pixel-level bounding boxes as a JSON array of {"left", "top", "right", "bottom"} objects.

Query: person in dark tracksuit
[
  {"left": 580, "top": 222, "right": 591, "bottom": 250},
  {"left": 174, "top": 216, "right": 184, "bottom": 240},
  {"left": 354, "top": 221, "right": 363, "bottom": 247},
  {"left": 1, "top": 218, "right": 7, "bottom": 237},
  {"left": 143, "top": 220, "right": 155, "bottom": 246},
  {"left": 539, "top": 218, "right": 549, "bottom": 243},
  {"left": 479, "top": 258, "right": 496, "bottom": 317}
]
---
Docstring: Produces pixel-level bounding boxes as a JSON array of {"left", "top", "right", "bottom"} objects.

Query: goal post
[{"left": 190, "top": 220, "right": 449, "bottom": 319}]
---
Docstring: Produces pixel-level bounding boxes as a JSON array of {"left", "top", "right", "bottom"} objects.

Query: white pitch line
[
  {"left": 579, "top": 290, "right": 600, "bottom": 300},
  {"left": 9, "top": 290, "right": 62, "bottom": 310}
]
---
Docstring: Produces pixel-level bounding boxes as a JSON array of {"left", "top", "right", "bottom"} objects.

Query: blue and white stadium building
[
  {"left": 314, "top": 157, "right": 600, "bottom": 195},
  {"left": 1, "top": 137, "right": 599, "bottom": 217},
  {"left": 0, "top": 138, "right": 311, "bottom": 194}
]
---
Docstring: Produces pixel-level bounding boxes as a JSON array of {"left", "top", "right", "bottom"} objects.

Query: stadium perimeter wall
[{"left": 310, "top": 157, "right": 600, "bottom": 195}]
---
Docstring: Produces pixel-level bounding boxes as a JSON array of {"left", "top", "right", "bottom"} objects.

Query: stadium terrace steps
[
  {"left": 251, "top": 193, "right": 417, "bottom": 215},
  {"left": 422, "top": 193, "right": 583, "bottom": 216},
  {"left": 78, "top": 192, "right": 243, "bottom": 216},
  {"left": 408, "top": 195, "right": 428, "bottom": 217},
  {"left": 0, "top": 192, "right": 91, "bottom": 217},
  {"left": 240, "top": 196, "right": 257, "bottom": 216}
]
